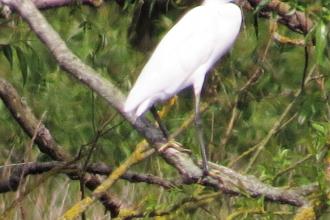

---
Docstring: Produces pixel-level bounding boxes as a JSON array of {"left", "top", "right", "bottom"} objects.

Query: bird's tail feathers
[
  {"left": 124, "top": 95, "right": 144, "bottom": 123},
  {"left": 124, "top": 95, "right": 152, "bottom": 122}
]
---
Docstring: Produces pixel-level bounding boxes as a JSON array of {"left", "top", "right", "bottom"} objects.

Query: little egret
[{"left": 124, "top": 0, "right": 242, "bottom": 174}]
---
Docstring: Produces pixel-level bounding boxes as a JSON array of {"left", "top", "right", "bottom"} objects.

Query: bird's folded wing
[{"left": 125, "top": 7, "right": 216, "bottom": 107}]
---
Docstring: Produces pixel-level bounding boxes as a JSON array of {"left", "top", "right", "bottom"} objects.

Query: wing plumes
[{"left": 124, "top": 96, "right": 150, "bottom": 119}]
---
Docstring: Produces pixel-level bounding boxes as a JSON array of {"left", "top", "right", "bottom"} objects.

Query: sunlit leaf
[
  {"left": 312, "top": 122, "right": 326, "bottom": 135},
  {"left": 315, "top": 21, "right": 328, "bottom": 65}
]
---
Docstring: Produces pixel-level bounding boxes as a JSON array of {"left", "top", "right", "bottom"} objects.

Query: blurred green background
[{"left": 0, "top": 0, "right": 330, "bottom": 219}]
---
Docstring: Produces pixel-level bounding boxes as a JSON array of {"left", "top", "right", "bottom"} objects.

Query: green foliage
[
  {"left": 315, "top": 22, "right": 328, "bottom": 66},
  {"left": 0, "top": 0, "right": 330, "bottom": 219}
]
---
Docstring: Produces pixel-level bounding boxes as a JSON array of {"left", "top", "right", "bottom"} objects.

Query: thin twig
[{"left": 272, "top": 154, "right": 313, "bottom": 181}]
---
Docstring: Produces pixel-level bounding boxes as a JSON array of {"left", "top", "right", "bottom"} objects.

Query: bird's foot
[
  {"left": 158, "top": 140, "right": 191, "bottom": 154},
  {"left": 197, "top": 167, "right": 226, "bottom": 185},
  {"left": 202, "top": 167, "right": 209, "bottom": 177},
  {"left": 200, "top": 158, "right": 209, "bottom": 178},
  {"left": 196, "top": 164, "right": 209, "bottom": 182}
]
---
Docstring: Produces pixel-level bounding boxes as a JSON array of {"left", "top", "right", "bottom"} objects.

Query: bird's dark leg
[
  {"left": 194, "top": 93, "right": 209, "bottom": 176},
  {"left": 151, "top": 106, "right": 190, "bottom": 154},
  {"left": 150, "top": 105, "right": 169, "bottom": 138}
]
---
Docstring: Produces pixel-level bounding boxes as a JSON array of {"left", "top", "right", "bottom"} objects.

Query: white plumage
[
  {"left": 124, "top": 0, "right": 241, "bottom": 174},
  {"left": 125, "top": 0, "right": 242, "bottom": 119}
]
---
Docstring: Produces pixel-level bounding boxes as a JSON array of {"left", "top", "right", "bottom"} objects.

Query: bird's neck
[{"left": 203, "top": 0, "right": 234, "bottom": 5}]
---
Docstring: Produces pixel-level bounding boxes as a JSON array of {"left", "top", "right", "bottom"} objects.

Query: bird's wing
[
  {"left": 140, "top": 7, "right": 217, "bottom": 86},
  {"left": 125, "top": 3, "right": 242, "bottom": 116},
  {"left": 125, "top": 6, "right": 217, "bottom": 113}
]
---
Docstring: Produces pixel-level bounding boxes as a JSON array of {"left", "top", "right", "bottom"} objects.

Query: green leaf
[
  {"left": 311, "top": 122, "right": 326, "bottom": 135},
  {"left": 253, "top": 15, "right": 259, "bottom": 39},
  {"left": 94, "top": 33, "right": 107, "bottom": 54},
  {"left": 24, "top": 42, "right": 44, "bottom": 79},
  {"left": 2, "top": 44, "right": 13, "bottom": 68},
  {"left": 315, "top": 22, "right": 328, "bottom": 65},
  {"left": 15, "top": 46, "right": 29, "bottom": 86}
]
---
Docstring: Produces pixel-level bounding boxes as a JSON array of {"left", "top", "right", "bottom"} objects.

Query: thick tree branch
[{"left": 0, "top": 0, "right": 317, "bottom": 209}]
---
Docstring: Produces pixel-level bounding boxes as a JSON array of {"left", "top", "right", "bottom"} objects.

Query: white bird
[{"left": 125, "top": 0, "right": 242, "bottom": 174}]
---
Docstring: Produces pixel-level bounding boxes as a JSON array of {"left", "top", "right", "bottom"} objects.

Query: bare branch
[
  {"left": 0, "top": 161, "right": 174, "bottom": 193},
  {"left": 87, "top": 163, "right": 175, "bottom": 189}
]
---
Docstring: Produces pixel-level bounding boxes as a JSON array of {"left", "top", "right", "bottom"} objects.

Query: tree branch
[
  {"left": 87, "top": 162, "right": 175, "bottom": 188},
  {"left": 0, "top": 161, "right": 174, "bottom": 193},
  {"left": 247, "top": 0, "right": 313, "bottom": 34}
]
